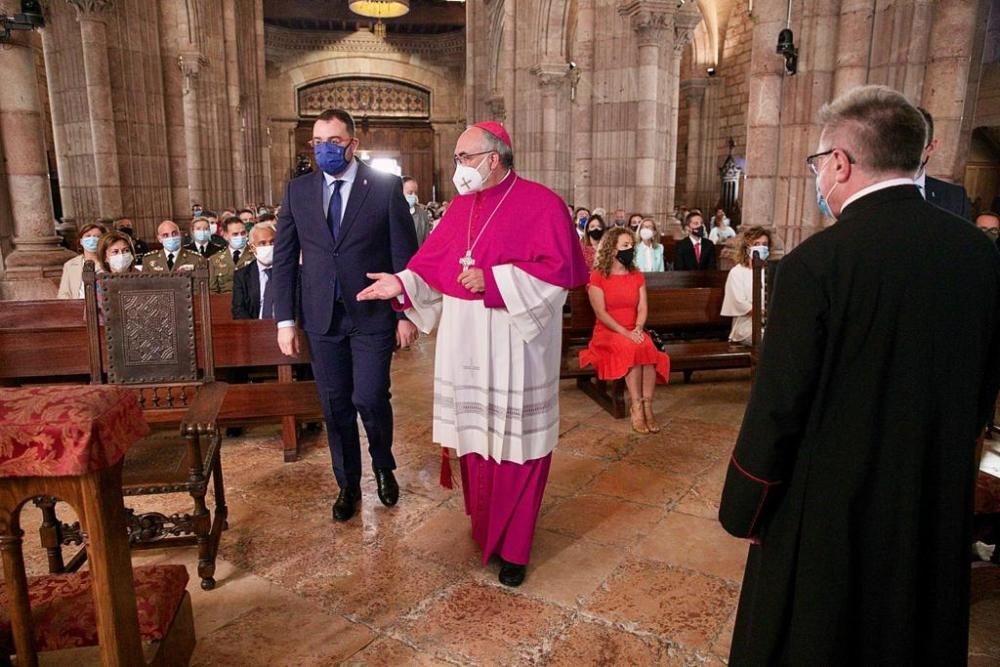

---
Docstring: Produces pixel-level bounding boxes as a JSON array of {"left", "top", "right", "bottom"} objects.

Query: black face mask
[
  {"left": 616, "top": 248, "right": 635, "bottom": 267},
  {"left": 629, "top": 224, "right": 639, "bottom": 232},
  {"left": 587, "top": 228, "right": 604, "bottom": 241},
  {"left": 692, "top": 227, "right": 704, "bottom": 238},
  {"left": 120, "top": 227, "right": 133, "bottom": 237}
]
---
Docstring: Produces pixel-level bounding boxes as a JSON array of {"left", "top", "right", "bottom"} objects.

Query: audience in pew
[
  {"left": 57, "top": 222, "right": 107, "bottom": 299},
  {"left": 574, "top": 206, "right": 590, "bottom": 236},
  {"left": 721, "top": 226, "right": 772, "bottom": 345},
  {"left": 635, "top": 218, "right": 665, "bottom": 272},
  {"left": 579, "top": 227, "right": 671, "bottom": 434},
  {"left": 709, "top": 207, "right": 737, "bottom": 244},
  {"left": 97, "top": 230, "right": 137, "bottom": 274},
  {"left": 186, "top": 216, "right": 226, "bottom": 258},
  {"left": 581, "top": 214, "right": 605, "bottom": 268},
  {"left": 113, "top": 217, "right": 149, "bottom": 265},
  {"left": 144, "top": 220, "right": 206, "bottom": 273},
  {"left": 674, "top": 210, "right": 717, "bottom": 271},
  {"left": 232, "top": 222, "right": 277, "bottom": 320},
  {"left": 976, "top": 211, "right": 1000, "bottom": 250},
  {"left": 210, "top": 217, "right": 256, "bottom": 293},
  {"left": 627, "top": 213, "right": 643, "bottom": 234}
]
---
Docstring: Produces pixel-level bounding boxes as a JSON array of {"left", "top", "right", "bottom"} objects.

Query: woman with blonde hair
[
  {"left": 634, "top": 218, "right": 665, "bottom": 272},
  {"left": 580, "top": 227, "right": 670, "bottom": 433},
  {"left": 721, "top": 225, "right": 771, "bottom": 345},
  {"left": 57, "top": 222, "right": 107, "bottom": 298}
]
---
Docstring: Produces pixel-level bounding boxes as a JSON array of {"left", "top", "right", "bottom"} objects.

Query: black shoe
[
  {"left": 225, "top": 427, "right": 244, "bottom": 438},
  {"left": 332, "top": 486, "right": 361, "bottom": 522},
  {"left": 499, "top": 561, "right": 527, "bottom": 587},
  {"left": 374, "top": 468, "right": 399, "bottom": 507}
]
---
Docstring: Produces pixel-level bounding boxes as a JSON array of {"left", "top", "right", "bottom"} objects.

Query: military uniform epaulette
[
  {"left": 143, "top": 248, "right": 206, "bottom": 273},
  {"left": 209, "top": 248, "right": 256, "bottom": 293}
]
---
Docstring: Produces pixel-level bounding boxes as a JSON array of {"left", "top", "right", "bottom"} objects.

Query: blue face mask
[
  {"left": 749, "top": 245, "right": 770, "bottom": 262},
  {"left": 193, "top": 229, "right": 211, "bottom": 243},
  {"left": 229, "top": 235, "right": 247, "bottom": 251},
  {"left": 404, "top": 193, "right": 418, "bottom": 208},
  {"left": 314, "top": 142, "right": 350, "bottom": 176},
  {"left": 578, "top": 217, "right": 588, "bottom": 229},
  {"left": 815, "top": 159, "right": 838, "bottom": 219},
  {"left": 162, "top": 237, "right": 181, "bottom": 253},
  {"left": 81, "top": 236, "right": 100, "bottom": 253}
]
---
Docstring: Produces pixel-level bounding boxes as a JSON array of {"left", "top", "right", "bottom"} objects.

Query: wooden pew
[
  {"left": 0, "top": 296, "right": 321, "bottom": 462},
  {"left": 562, "top": 270, "right": 755, "bottom": 418}
]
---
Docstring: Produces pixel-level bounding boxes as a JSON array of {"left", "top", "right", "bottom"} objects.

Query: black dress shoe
[
  {"left": 499, "top": 561, "right": 527, "bottom": 587},
  {"left": 374, "top": 468, "right": 399, "bottom": 507},
  {"left": 332, "top": 486, "right": 361, "bottom": 522}
]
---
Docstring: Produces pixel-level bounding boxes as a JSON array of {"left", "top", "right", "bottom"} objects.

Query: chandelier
[{"left": 348, "top": 0, "right": 410, "bottom": 38}]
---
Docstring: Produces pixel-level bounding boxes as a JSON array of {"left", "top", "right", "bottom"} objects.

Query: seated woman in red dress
[{"left": 580, "top": 227, "right": 670, "bottom": 433}]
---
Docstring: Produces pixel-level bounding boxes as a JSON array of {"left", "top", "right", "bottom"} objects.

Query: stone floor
[{"left": 18, "top": 335, "right": 1000, "bottom": 665}]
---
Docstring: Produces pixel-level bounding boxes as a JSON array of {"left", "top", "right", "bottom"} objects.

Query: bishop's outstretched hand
[{"left": 357, "top": 272, "right": 403, "bottom": 301}]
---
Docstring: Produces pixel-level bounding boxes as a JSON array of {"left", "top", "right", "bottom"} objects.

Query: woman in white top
[
  {"left": 708, "top": 208, "right": 737, "bottom": 245},
  {"left": 634, "top": 218, "right": 665, "bottom": 272},
  {"left": 57, "top": 222, "right": 108, "bottom": 299},
  {"left": 721, "top": 225, "right": 771, "bottom": 345}
]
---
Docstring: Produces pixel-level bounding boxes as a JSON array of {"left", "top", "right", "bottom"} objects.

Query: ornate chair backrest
[{"left": 83, "top": 262, "right": 216, "bottom": 410}]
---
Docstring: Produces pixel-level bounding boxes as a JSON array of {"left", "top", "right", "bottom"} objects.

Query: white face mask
[
  {"left": 452, "top": 154, "right": 491, "bottom": 195},
  {"left": 254, "top": 245, "right": 274, "bottom": 266},
  {"left": 639, "top": 228, "right": 656, "bottom": 241},
  {"left": 109, "top": 253, "right": 133, "bottom": 273}
]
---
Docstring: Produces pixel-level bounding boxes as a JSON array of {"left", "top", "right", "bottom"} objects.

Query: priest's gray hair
[
  {"left": 817, "top": 85, "right": 925, "bottom": 175},
  {"left": 250, "top": 222, "right": 276, "bottom": 243},
  {"left": 480, "top": 129, "right": 514, "bottom": 169}
]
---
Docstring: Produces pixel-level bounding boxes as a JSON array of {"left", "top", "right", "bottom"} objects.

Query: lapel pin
[{"left": 363, "top": 179, "right": 367, "bottom": 186}]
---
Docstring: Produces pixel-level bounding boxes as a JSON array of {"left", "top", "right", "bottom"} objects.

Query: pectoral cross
[{"left": 459, "top": 250, "right": 475, "bottom": 270}]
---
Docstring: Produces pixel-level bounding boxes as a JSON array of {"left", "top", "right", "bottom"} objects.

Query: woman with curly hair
[
  {"left": 721, "top": 225, "right": 771, "bottom": 345},
  {"left": 579, "top": 227, "right": 670, "bottom": 433}
]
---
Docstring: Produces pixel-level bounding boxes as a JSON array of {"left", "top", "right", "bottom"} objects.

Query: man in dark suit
[
  {"left": 915, "top": 107, "right": 972, "bottom": 220},
  {"left": 186, "top": 216, "right": 226, "bottom": 259},
  {"left": 272, "top": 108, "right": 419, "bottom": 522},
  {"left": 673, "top": 211, "right": 717, "bottom": 270},
  {"left": 720, "top": 85, "right": 1000, "bottom": 665},
  {"left": 232, "top": 223, "right": 276, "bottom": 320}
]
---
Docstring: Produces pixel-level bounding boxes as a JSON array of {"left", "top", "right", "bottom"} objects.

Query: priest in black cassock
[{"left": 719, "top": 84, "right": 1000, "bottom": 664}]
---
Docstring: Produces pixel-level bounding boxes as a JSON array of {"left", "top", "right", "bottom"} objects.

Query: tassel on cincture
[{"left": 439, "top": 447, "right": 453, "bottom": 489}]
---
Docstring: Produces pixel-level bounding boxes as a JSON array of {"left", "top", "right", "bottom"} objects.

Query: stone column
[
  {"left": 0, "top": 0, "right": 74, "bottom": 297},
  {"left": 533, "top": 63, "right": 569, "bottom": 196},
  {"left": 69, "top": 0, "right": 122, "bottom": 219},
  {"left": 620, "top": 1, "right": 674, "bottom": 218},
  {"left": 664, "top": 3, "right": 701, "bottom": 217},
  {"left": 682, "top": 79, "right": 708, "bottom": 208},
  {"left": 39, "top": 14, "right": 77, "bottom": 235},
  {"left": 178, "top": 50, "right": 206, "bottom": 208}
]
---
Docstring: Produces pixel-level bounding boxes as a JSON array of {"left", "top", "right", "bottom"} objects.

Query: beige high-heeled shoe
[
  {"left": 630, "top": 400, "right": 650, "bottom": 434},
  {"left": 642, "top": 397, "right": 661, "bottom": 433}
]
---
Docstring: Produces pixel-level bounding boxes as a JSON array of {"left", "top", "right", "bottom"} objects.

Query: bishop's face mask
[{"left": 452, "top": 154, "right": 492, "bottom": 195}]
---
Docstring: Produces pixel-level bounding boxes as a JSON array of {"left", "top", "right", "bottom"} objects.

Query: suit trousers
[{"left": 307, "top": 301, "right": 397, "bottom": 489}]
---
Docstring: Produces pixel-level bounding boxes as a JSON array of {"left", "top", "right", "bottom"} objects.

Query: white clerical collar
[
  {"left": 841, "top": 178, "right": 917, "bottom": 211},
  {"left": 323, "top": 159, "right": 359, "bottom": 187}
]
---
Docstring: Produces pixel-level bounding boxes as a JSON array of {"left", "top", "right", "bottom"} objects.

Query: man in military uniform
[
  {"left": 144, "top": 220, "right": 206, "bottom": 272},
  {"left": 185, "top": 216, "right": 226, "bottom": 258},
  {"left": 209, "top": 217, "right": 256, "bottom": 293}
]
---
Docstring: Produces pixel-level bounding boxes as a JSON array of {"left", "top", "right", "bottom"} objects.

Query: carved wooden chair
[{"left": 56, "top": 262, "right": 230, "bottom": 591}]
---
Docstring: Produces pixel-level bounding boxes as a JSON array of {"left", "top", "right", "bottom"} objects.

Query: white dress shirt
[{"left": 842, "top": 178, "right": 918, "bottom": 211}]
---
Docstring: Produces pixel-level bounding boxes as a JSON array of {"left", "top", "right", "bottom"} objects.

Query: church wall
[
  {"left": 264, "top": 27, "right": 465, "bottom": 205},
  {"left": 716, "top": 5, "right": 753, "bottom": 166}
]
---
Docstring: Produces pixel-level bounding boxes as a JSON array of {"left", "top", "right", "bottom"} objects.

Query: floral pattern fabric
[
  {"left": 0, "top": 385, "right": 148, "bottom": 477},
  {"left": 0, "top": 564, "right": 189, "bottom": 652}
]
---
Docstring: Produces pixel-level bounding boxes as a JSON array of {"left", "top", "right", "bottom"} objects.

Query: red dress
[{"left": 579, "top": 270, "right": 671, "bottom": 382}]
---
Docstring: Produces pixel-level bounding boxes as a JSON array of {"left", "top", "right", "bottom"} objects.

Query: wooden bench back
[{"left": 565, "top": 270, "right": 732, "bottom": 335}]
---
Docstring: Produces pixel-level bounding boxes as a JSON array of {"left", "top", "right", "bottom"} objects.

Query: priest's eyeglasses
[
  {"left": 806, "top": 148, "right": 856, "bottom": 176},
  {"left": 453, "top": 150, "right": 495, "bottom": 167}
]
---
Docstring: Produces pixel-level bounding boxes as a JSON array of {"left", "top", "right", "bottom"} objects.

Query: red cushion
[
  {"left": 977, "top": 470, "right": 1000, "bottom": 515},
  {"left": 0, "top": 564, "right": 188, "bottom": 653},
  {"left": 0, "top": 385, "right": 149, "bottom": 477}
]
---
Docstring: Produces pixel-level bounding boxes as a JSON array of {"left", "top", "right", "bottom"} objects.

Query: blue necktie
[
  {"left": 261, "top": 267, "right": 273, "bottom": 320},
  {"left": 328, "top": 179, "right": 345, "bottom": 241}
]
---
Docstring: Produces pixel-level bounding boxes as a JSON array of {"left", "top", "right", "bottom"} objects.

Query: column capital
[
  {"left": 673, "top": 2, "right": 702, "bottom": 54},
  {"left": 531, "top": 62, "right": 570, "bottom": 91},
  {"left": 618, "top": 0, "right": 674, "bottom": 47},
  {"left": 64, "top": 0, "right": 114, "bottom": 16}
]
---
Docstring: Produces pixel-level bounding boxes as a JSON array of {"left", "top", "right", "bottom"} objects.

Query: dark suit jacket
[
  {"left": 272, "top": 160, "right": 418, "bottom": 335},
  {"left": 185, "top": 240, "right": 226, "bottom": 259},
  {"left": 673, "top": 236, "right": 717, "bottom": 270},
  {"left": 232, "top": 260, "right": 262, "bottom": 320},
  {"left": 718, "top": 184, "right": 1000, "bottom": 664},
  {"left": 925, "top": 175, "right": 972, "bottom": 221}
]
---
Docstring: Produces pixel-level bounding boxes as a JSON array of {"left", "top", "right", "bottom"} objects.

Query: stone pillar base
[{"left": 2, "top": 236, "right": 75, "bottom": 299}]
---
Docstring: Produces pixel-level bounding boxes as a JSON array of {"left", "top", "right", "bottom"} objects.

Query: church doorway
[{"left": 294, "top": 77, "right": 438, "bottom": 203}]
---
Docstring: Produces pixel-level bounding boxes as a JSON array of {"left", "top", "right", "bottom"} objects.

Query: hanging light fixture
[{"left": 348, "top": 0, "right": 410, "bottom": 38}]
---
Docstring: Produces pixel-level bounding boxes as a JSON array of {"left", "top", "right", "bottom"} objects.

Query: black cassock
[{"left": 719, "top": 185, "right": 1000, "bottom": 664}]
